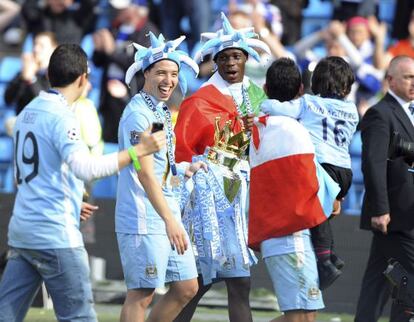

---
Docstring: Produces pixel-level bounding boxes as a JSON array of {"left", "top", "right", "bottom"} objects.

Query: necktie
[{"left": 409, "top": 102, "right": 414, "bottom": 115}]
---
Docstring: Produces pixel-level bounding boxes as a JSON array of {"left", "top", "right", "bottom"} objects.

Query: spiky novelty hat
[
  {"left": 125, "top": 32, "right": 199, "bottom": 94},
  {"left": 194, "top": 12, "right": 271, "bottom": 63}
]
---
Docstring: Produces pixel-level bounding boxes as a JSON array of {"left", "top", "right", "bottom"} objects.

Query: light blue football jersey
[
  {"left": 115, "top": 93, "right": 180, "bottom": 235},
  {"left": 8, "top": 91, "right": 89, "bottom": 249},
  {"left": 261, "top": 94, "right": 358, "bottom": 168}
]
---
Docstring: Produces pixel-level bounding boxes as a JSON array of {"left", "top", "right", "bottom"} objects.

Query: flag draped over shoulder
[
  {"left": 248, "top": 115, "right": 340, "bottom": 251},
  {"left": 174, "top": 72, "right": 266, "bottom": 163},
  {"left": 175, "top": 84, "right": 242, "bottom": 162}
]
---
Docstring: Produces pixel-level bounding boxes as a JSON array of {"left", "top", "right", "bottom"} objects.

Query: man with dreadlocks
[
  {"left": 174, "top": 12, "right": 270, "bottom": 322},
  {"left": 116, "top": 32, "right": 207, "bottom": 322}
]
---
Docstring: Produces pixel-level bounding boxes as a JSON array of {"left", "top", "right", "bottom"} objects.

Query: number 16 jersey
[
  {"left": 261, "top": 94, "right": 359, "bottom": 169},
  {"left": 9, "top": 90, "right": 89, "bottom": 249}
]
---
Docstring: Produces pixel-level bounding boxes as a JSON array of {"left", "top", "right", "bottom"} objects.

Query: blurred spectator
[
  {"left": 228, "top": 0, "right": 284, "bottom": 38},
  {"left": 331, "top": 0, "right": 378, "bottom": 21},
  {"left": 344, "top": 16, "right": 387, "bottom": 69},
  {"left": 269, "top": 0, "right": 308, "bottom": 45},
  {"left": 21, "top": 0, "right": 98, "bottom": 45},
  {"left": 5, "top": 32, "right": 58, "bottom": 115},
  {"left": 387, "top": 9, "right": 414, "bottom": 60},
  {"left": 72, "top": 80, "right": 104, "bottom": 244},
  {"left": 293, "top": 20, "right": 384, "bottom": 117},
  {"left": 391, "top": 0, "right": 414, "bottom": 40},
  {"left": 92, "top": 0, "right": 159, "bottom": 143},
  {"left": 72, "top": 82, "right": 104, "bottom": 157},
  {"left": 158, "top": 0, "right": 211, "bottom": 53},
  {"left": 333, "top": 18, "right": 386, "bottom": 97},
  {"left": 0, "top": 0, "right": 21, "bottom": 32},
  {"left": 226, "top": 2, "right": 291, "bottom": 86}
]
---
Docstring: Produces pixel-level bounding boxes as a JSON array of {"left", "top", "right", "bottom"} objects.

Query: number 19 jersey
[{"left": 9, "top": 91, "right": 89, "bottom": 249}]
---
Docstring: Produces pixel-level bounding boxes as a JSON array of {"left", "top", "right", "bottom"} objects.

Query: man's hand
[
  {"left": 241, "top": 113, "right": 255, "bottom": 131},
  {"left": 21, "top": 53, "right": 38, "bottom": 82},
  {"left": 165, "top": 218, "right": 188, "bottom": 255},
  {"left": 371, "top": 213, "right": 391, "bottom": 234},
  {"left": 136, "top": 128, "right": 166, "bottom": 157},
  {"left": 185, "top": 161, "right": 208, "bottom": 179},
  {"left": 331, "top": 199, "right": 341, "bottom": 216},
  {"left": 80, "top": 202, "right": 99, "bottom": 222}
]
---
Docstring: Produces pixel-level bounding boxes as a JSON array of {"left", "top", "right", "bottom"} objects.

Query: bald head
[
  {"left": 386, "top": 55, "right": 414, "bottom": 102},
  {"left": 388, "top": 56, "right": 414, "bottom": 77}
]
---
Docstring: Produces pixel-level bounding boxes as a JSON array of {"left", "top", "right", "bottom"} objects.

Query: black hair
[
  {"left": 311, "top": 56, "right": 355, "bottom": 99},
  {"left": 213, "top": 47, "right": 248, "bottom": 62},
  {"left": 48, "top": 44, "right": 88, "bottom": 88},
  {"left": 265, "top": 58, "right": 302, "bottom": 102}
]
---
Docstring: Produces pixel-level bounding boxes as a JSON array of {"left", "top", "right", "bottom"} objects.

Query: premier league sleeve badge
[
  {"left": 67, "top": 127, "right": 81, "bottom": 141},
  {"left": 130, "top": 130, "right": 142, "bottom": 145}
]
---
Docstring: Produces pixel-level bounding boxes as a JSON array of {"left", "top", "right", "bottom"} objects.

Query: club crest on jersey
[
  {"left": 67, "top": 128, "right": 80, "bottom": 141},
  {"left": 130, "top": 130, "right": 141, "bottom": 145}
]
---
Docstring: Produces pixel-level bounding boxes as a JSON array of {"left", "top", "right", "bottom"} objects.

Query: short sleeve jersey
[
  {"left": 9, "top": 91, "right": 88, "bottom": 249},
  {"left": 264, "top": 94, "right": 358, "bottom": 168},
  {"left": 115, "top": 93, "right": 180, "bottom": 235}
]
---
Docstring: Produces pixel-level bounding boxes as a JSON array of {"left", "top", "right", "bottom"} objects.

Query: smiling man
[
  {"left": 116, "top": 32, "right": 206, "bottom": 322},
  {"left": 174, "top": 13, "right": 270, "bottom": 322}
]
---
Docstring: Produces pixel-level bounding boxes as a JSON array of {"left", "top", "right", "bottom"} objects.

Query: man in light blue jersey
[
  {"left": 116, "top": 32, "right": 206, "bottom": 322},
  {"left": 0, "top": 44, "right": 166, "bottom": 322},
  {"left": 253, "top": 57, "right": 331, "bottom": 322},
  {"left": 261, "top": 57, "right": 358, "bottom": 290}
]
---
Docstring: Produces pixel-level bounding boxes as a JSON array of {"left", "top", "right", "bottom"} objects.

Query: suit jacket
[{"left": 360, "top": 92, "right": 414, "bottom": 231}]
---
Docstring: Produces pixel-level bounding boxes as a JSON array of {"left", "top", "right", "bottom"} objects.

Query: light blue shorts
[
  {"left": 117, "top": 233, "right": 198, "bottom": 289},
  {"left": 264, "top": 250, "right": 324, "bottom": 312},
  {"left": 196, "top": 214, "right": 251, "bottom": 282}
]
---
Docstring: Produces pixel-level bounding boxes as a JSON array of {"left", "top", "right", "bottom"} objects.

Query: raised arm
[{"left": 260, "top": 97, "right": 303, "bottom": 119}]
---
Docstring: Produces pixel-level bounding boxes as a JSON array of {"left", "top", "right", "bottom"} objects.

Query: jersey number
[
  {"left": 15, "top": 131, "right": 39, "bottom": 184},
  {"left": 322, "top": 118, "right": 346, "bottom": 146}
]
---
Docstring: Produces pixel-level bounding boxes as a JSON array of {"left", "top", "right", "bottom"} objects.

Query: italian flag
[{"left": 248, "top": 115, "right": 339, "bottom": 251}]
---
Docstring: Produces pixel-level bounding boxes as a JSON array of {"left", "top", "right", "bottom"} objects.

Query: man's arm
[
  {"left": 137, "top": 153, "right": 188, "bottom": 255},
  {"left": 67, "top": 128, "right": 166, "bottom": 182},
  {"left": 260, "top": 97, "right": 303, "bottom": 119},
  {"left": 360, "top": 106, "right": 391, "bottom": 229}
]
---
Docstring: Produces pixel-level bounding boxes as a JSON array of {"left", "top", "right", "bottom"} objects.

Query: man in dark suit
[{"left": 355, "top": 55, "right": 414, "bottom": 322}]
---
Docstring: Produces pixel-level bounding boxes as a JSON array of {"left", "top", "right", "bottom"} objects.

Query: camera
[
  {"left": 389, "top": 131, "right": 414, "bottom": 165},
  {"left": 384, "top": 259, "right": 414, "bottom": 314}
]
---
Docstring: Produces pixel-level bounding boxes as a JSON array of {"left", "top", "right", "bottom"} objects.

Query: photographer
[{"left": 355, "top": 55, "right": 414, "bottom": 322}]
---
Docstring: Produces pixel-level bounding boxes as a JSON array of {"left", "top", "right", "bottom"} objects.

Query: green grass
[{"left": 25, "top": 306, "right": 389, "bottom": 322}]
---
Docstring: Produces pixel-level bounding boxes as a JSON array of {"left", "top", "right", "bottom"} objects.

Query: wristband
[{"left": 128, "top": 146, "right": 141, "bottom": 171}]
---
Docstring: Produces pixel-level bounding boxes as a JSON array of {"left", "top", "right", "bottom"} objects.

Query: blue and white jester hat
[
  {"left": 125, "top": 32, "right": 199, "bottom": 94},
  {"left": 194, "top": 12, "right": 271, "bottom": 63}
]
